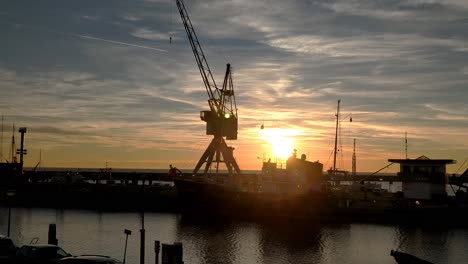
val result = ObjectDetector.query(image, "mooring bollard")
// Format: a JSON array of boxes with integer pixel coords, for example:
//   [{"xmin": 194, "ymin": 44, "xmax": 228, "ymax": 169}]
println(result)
[{"xmin": 48, "ymin": 223, "xmax": 58, "ymax": 245}]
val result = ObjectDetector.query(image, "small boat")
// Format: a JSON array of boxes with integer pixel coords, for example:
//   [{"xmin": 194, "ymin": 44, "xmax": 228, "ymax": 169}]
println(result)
[{"xmin": 390, "ymin": 250, "xmax": 435, "ymax": 264}]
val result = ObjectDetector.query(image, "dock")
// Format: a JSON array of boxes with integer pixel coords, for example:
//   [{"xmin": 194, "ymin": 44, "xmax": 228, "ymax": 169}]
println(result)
[{"xmin": 22, "ymin": 169, "xmax": 405, "ymax": 183}]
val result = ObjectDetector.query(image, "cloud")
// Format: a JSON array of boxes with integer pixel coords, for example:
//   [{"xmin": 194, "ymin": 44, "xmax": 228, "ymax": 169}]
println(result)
[{"xmin": 264, "ymin": 33, "xmax": 467, "ymax": 58}]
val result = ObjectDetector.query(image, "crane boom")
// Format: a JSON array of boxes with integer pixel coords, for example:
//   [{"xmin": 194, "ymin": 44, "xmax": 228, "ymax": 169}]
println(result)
[{"xmin": 175, "ymin": 0, "xmax": 221, "ymax": 113}]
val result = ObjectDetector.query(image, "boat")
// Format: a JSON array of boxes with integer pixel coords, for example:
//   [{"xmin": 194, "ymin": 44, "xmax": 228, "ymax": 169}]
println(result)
[{"xmin": 174, "ymin": 150, "xmax": 337, "ymax": 217}]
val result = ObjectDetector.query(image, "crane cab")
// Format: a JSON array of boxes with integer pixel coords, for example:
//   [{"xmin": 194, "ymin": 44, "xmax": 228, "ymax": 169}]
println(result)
[{"xmin": 200, "ymin": 110, "xmax": 237, "ymax": 140}]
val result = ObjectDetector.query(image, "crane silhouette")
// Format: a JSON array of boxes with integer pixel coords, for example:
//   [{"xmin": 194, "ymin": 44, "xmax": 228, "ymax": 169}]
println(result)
[{"xmin": 176, "ymin": 0, "xmax": 241, "ymax": 178}]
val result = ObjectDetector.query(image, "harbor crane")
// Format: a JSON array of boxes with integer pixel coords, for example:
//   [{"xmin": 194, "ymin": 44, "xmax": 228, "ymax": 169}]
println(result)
[{"xmin": 175, "ymin": 0, "xmax": 241, "ymax": 177}]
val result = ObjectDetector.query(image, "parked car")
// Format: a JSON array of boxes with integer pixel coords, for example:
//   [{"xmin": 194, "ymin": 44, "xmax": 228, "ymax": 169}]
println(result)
[
  {"xmin": 59, "ymin": 255, "xmax": 122, "ymax": 264},
  {"xmin": 15, "ymin": 244, "xmax": 71, "ymax": 264},
  {"xmin": 0, "ymin": 235, "xmax": 18, "ymax": 263}
]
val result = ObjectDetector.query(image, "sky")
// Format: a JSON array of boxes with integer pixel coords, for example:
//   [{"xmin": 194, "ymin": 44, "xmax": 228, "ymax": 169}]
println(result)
[{"xmin": 0, "ymin": 0, "xmax": 467, "ymax": 174}]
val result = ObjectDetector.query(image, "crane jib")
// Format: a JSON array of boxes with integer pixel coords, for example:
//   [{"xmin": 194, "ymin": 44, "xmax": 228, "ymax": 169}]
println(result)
[{"xmin": 176, "ymin": 0, "xmax": 221, "ymax": 106}]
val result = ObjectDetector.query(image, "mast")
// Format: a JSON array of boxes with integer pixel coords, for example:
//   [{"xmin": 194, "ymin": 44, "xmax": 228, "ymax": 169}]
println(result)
[
  {"xmin": 405, "ymin": 132, "xmax": 408, "ymax": 159},
  {"xmin": 10, "ymin": 124, "xmax": 16, "ymax": 163},
  {"xmin": 332, "ymin": 99, "xmax": 340, "ymax": 174},
  {"xmin": 352, "ymin": 138, "xmax": 356, "ymax": 177},
  {"xmin": 18, "ymin": 127, "xmax": 27, "ymax": 170}
]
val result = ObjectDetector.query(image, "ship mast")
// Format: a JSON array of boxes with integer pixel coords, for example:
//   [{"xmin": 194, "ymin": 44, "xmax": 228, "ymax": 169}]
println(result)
[
  {"xmin": 332, "ymin": 99, "xmax": 340, "ymax": 175},
  {"xmin": 405, "ymin": 131, "xmax": 408, "ymax": 159},
  {"xmin": 352, "ymin": 138, "xmax": 356, "ymax": 177},
  {"xmin": 10, "ymin": 124, "xmax": 16, "ymax": 163}
]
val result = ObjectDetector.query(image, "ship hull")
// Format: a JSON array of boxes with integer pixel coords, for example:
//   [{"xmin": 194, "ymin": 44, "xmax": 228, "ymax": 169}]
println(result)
[
  {"xmin": 174, "ymin": 177, "xmax": 336, "ymax": 219},
  {"xmin": 174, "ymin": 177, "xmax": 468, "ymax": 224}
]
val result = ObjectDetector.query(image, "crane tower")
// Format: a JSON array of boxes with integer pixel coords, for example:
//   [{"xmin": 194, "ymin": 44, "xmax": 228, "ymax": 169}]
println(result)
[{"xmin": 175, "ymin": 0, "xmax": 241, "ymax": 177}]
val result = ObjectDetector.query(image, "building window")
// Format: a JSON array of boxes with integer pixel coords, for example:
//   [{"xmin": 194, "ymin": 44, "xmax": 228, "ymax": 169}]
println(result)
[{"xmin": 402, "ymin": 165, "xmax": 411, "ymax": 173}]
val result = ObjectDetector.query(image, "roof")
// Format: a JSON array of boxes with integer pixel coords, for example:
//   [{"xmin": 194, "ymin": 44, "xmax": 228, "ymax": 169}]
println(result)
[{"xmin": 388, "ymin": 156, "xmax": 455, "ymax": 164}]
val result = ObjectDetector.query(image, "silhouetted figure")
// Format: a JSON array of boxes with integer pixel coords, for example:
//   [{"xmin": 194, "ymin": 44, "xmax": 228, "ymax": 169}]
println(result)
[{"xmin": 168, "ymin": 164, "xmax": 182, "ymax": 177}]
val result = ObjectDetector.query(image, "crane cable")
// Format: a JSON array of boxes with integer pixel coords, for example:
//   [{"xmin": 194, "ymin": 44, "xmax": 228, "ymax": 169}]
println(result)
[
  {"xmin": 357, "ymin": 162, "xmax": 395, "ymax": 182},
  {"xmin": 455, "ymin": 157, "xmax": 467, "ymax": 174},
  {"xmin": 170, "ymin": 0, "xmax": 173, "ymax": 44}
]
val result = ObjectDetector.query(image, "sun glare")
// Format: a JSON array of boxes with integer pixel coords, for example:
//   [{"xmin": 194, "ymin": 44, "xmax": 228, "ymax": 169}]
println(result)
[
  {"xmin": 259, "ymin": 128, "xmax": 301, "ymax": 159},
  {"xmin": 271, "ymin": 137, "xmax": 294, "ymax": 159}
]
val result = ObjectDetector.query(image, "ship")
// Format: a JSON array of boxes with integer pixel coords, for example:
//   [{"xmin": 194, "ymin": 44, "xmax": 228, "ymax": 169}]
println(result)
[{"xmin": 174, "ymin": 150, "xmax": 337, "ymax": 217}]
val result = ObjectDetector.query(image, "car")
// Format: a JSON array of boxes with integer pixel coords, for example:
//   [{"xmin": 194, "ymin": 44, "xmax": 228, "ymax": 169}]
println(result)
[
  {"xmin": 59, "ymin": 255, "xmax": 122, "ymax": 264},
  {"xmin": 15, "ymin": 244, "xmax": 71, "ymax": 264},
  {"xmin": 0, "ymin": 235, "xmax": 18, "ymax": 263}
]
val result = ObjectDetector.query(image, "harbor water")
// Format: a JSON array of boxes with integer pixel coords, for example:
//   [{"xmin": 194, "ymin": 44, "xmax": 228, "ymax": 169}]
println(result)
[{"xmin": 1, "ymin": 207, "xmax": 467, "ymax": 264}]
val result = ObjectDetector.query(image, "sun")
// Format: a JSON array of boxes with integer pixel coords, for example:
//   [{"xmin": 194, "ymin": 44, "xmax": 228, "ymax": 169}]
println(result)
[
  {"xmin": 259, "ymin": 128, "xmax": 299, "ymax": 159},
  {"xmin": 271, "ymin": 137, "xmax": 294, "ymax": 159}
]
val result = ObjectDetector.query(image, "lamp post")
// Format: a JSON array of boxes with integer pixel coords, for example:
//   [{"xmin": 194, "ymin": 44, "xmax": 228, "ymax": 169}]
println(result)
[
  {"xmin": 7, "ymin": 207, "xmax": 11, "ymax": 237},
  {"xmin": 123, "ymin": 229, "xmax": 132, "ymax": 264},
  {"xmin": 6, "ymin": 190, "xmax": 16, "ymax": 237},
  {"xmin": 139, "ymin": 178, "xmax": 146, "ymax": 264}
]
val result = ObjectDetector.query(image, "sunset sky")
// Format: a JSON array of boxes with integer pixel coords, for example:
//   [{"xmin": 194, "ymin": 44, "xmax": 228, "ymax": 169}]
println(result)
[{"xmin": 0, "ymin": 0, "xmax": 467, "ymax": 174}]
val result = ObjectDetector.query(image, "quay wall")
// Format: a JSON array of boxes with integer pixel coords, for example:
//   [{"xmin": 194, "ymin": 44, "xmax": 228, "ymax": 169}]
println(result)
[{"xmin": 22, "ymin": 169, "xmax": 403, "ymax": 183}]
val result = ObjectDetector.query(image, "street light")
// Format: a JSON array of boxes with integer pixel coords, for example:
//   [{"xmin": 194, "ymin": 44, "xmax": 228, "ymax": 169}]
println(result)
[
  {"xmin": 6, "ymin": 190, "xmax": 16, "ymax": 237},
  {"xmin": 123, "ymin": 229, "xmax": 132, "ymax": 264}
]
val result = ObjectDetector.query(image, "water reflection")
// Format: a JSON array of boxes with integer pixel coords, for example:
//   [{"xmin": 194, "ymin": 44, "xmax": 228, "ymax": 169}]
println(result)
[
  {"xmin": 394, "ymin": 225, "xmax": 452, "ymax": 264},
  {"xmin": 1, "ymin": 207, "xmax": 468, "ymax": 264},
  {"xmin": 176, "ymin": 215, "xmax": 347, "ymax": 264},
  {"xmin": 257, "ymin": 219, "xmax": 325, "ymax": 264},
  {"xmin": 176, "ymin": 215, "xmax": 240, "ymax": 264}
]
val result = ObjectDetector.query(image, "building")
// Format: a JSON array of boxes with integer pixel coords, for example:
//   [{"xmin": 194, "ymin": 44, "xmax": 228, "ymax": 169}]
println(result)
[{"xmin": 389, "ymin": 156, "xmax": 455, "ymax": 200}]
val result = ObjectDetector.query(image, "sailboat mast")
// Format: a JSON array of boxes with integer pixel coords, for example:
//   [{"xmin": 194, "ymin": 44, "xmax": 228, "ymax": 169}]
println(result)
[{"xmin": 333, "ymin": 99, "xmax": 340, "ymax": 174}]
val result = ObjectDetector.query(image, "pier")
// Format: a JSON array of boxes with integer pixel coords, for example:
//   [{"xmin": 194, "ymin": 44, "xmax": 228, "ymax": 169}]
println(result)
[{"xmin": 22, "ymin": 168, "xmax": 405, "ymax": 183}]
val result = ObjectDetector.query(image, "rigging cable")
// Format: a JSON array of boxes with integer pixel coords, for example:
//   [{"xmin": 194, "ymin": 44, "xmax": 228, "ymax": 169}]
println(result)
[
  {"xmin": 170, "ymin": 0, "xmax": 173, "ymax": 44},
  {"xmin": 455, "ymin": 157, "xmax": 467, "ymax": 174}
]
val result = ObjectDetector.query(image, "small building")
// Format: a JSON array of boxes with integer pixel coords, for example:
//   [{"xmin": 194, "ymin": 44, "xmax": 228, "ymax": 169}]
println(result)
[{"xmin": 389, "ymin": 156, "xmax": 455, "ymax": 200}]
